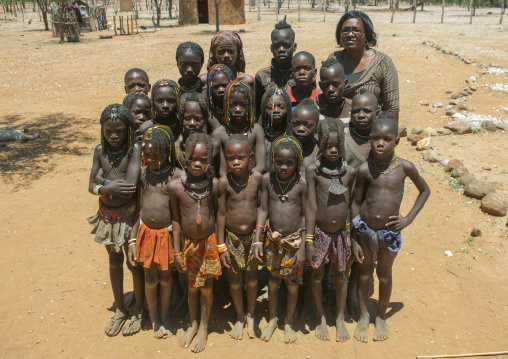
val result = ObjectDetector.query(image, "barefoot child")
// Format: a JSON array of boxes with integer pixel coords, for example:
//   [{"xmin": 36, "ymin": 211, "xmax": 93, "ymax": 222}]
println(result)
[
  {"xmin": 316, "ymin": 58, "xmax": 351, "ymax": 124},
  {"xmin": 206, "ymin": 64, "xmax": 234, "ymax": 132},
  {"xmin": 176, "ymin": 42, "xmax": 207, "ymax": 95},
  {"xmin": 169, "ymin": 133, "xmax": 221, "ymax": 353},
  {"xmin": 252, "ymin": 135, "xmax": 307, "ymax": 344},
  {"xmin": 149, "ymin": 79, "xmax": 182, "ymax": 139},
  {"xmin": 291, "ymin": 99, "xmax": 319, "ymax": 174},
  {"xmin": 201, "ymin": 31, "xmax": 254, "ymax": 89},
  {"xmin": 255, "ymin": 17, "xmax": 297, "ymax": 116},
  {"xmin": 124, "ymin": 68, "xmax": 151, "ymax": 95},
  {"xmin": 287, "ymin": 51, "xmax": 321, "ymax": 111},
  {"xmin": 305, "ymin": 118, "xmax": 356, "ymax": 342},
  {"xmin": 123, "ymin": 92, "xmax": 153, "ymax": 136},
  {"xmin": 127, "ymin": 126, "xmax": 181, "ymax": 339},
  {"xmin": 87, "ymin": 104, "xmax": 144, "ymax": 337},
  {"xmin": 217, "ymin": 134, "xmax": 263, "ymax": 340},
  {"xmin": 259, "ymin": 87, "xmax": 292, "ymax": 169},
  {"xmin": 174, "ymin": 92, "xmax": 222, "ymax": 177},
  {"xmin": 213, "ymin": 81, "xmax": 265, "ymax": 173},
  {"xmin": 351, "ymin": 116, "xmax": 430, "ymax": 342}
]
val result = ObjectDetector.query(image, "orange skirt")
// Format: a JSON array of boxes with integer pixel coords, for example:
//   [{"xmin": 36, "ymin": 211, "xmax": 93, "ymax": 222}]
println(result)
[{"xmin": 135, "ymin": 222, "xmax": 174, "ymax": 270}]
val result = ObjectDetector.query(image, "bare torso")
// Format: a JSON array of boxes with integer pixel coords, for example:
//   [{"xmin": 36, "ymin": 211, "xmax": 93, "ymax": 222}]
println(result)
[{"xmin": 99, "ymin": 147, "xmax": 136, "ymax": 207}]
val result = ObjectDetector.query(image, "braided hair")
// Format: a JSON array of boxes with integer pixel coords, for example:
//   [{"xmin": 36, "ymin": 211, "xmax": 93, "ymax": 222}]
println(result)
[
  {"xmin": 184, "ymin": 132, "xmax": 214, "ymax": 170},
  {"xmin": 270, "ymin": 135, "xmax": 303, "ymax": 171},
  {"xmin": 142, "ymin": 125, "xmax": 176, "ymax": 167},
  {"xmin": 207, "ymin": 64, "xmax": 234, "ymax": 114},
  {"xmin": 151, "ymin": 79, "xmax": 182, "ymax": 122},
  {"xmin": 175, "ymin": 41, "xmax": 205, "ymax": 65},
  {"xmin": 223, "ymin": 81, "xmax": 254, "ymax": 132},
  {"xmin": 260, "ymin": 86, "xmax": 292, "ymax": 141},
  {"xmin": 99, "ymin": 104, "xmax": 135, "ymax": 160},
  {"xmin": 178, "ymin": 92, "xmax": 210, "ymax": 129},
  {"xmin": 123, "ymin": 91, "xmax": 153, "ymax": 117},
  {"xmin": 317, "ymin": 118, "xmax": 345, "ymax": 157}
]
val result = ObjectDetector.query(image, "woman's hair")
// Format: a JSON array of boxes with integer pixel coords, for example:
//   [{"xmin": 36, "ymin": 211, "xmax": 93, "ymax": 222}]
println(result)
[
  {"xmin": 317, "ymin": 118, "xmax": 345, "ymax": 156},
  {"xmin": 122, "ymin": 91, "xmax": 153, "ymax": 117},
  {"xmin": 207, "ymin": 64, "xmax": 234, "ymax": 114},
  {"xmin": 99, "ymin": 104, "xmax": 135, "ymax": 159},
  {"xmin": 178, "ymin": 92, "xmax": 210, "ymax": 127},
  {"xmin": 151, "ymin": 79, "xmax": 182, "ymax": 115},
  {"xmin": 259, "ymin": 86, "xmax": 292, "ymax": 139},
  {"xmin": 270, "ymin": 135, "xmax": 303, "ymax": 171},
  {"xmin": 223, "ymin": 81, "xmax": 254, "ymax": 131},
  {"xmin": 176, "ymin": 41, "xmax": 205, "ymax": 65},
  {"xmin": 142, "ymin": 125, "xmax": 176, "ymax": 167},
  {"xmin": 184, "ymin": 132, "xmax": 214, "ymax": 168},
  {"xmin": 335, "ymin": 11, "xmax": 377, "ymax": 48}
]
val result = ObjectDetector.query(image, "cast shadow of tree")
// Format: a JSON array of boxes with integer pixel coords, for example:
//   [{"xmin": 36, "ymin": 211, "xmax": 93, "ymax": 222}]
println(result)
[{"xmin": 0, "ymin": 113, "xmax": 95, "ymax": 188}]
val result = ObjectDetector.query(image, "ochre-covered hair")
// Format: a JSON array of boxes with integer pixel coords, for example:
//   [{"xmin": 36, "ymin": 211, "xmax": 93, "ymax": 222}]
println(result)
[
  {"xmin": 223, "ymin": 81, "xmax": 254, "ymax": 132},
  {"xmin": 184, "ymin": 132, "xmax": 214, "ymax": 170},
  {"xmin": 317, "ymin": 118, "xmax": 345, "ymax": 157}
]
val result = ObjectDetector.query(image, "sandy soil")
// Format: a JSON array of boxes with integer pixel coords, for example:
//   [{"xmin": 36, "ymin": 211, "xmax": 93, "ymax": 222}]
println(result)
[{"xmin": 1, "ymin": 4, "xmax": 507, "ymax": 358}]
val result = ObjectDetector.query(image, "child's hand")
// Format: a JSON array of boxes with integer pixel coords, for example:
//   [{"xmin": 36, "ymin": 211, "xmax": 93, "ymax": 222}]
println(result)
[
  {"xmin": 174, "ymin": 256, "xmax": 185, "ymax": 273},
  {"xmin": 127, "ymin": 245, "xmax": 137, "ymax": 267},
  {"xmin": 352, "ymin": 240, "xmax": 364, "ymax": 264},
  {"xmin": 293, "ymin": 247, "xmax": 306, "ymax": 268},
  {"xmin": 386, "ymin": 214, "xmax": 411, "ymax": 231},
  {"xmin": 251, "ymin": 243, "xmax": 264, "ymax": 263},
  {"xmin": 220, "ymin": 251, "xmax": 231, "ymax": 268},
  {"xmin": 346, "ymin": 233, "xmax": 351, "ymax": 260},
  {"xmin": 305, "ymin": 243, "xmax": 316, "ymax": 268},
  {"xmin": 106, "ymin": 180, "xmax": 136, "ymax": 198}
]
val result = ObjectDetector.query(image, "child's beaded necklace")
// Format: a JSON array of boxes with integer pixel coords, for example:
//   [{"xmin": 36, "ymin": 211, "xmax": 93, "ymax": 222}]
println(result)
[
  {"xmin": 181, "ymin": 169, "xmax": 212, "ymax": 225},
  {"xmin": 145, "ymin": 164, "xmax": 172, "ymax": 195},
  {"xmin": 228, "ymin": 171, "xmax": 251, "ymax": 187},
  {"xmin": 316, "ymin": 155, "xmax": 348, "ymax": 195},
  {"xmin": 275, "ymin": 172, "xmax": 296, "ymax": 203},
  {"xmin": 372, "ymin": 154, "xmax": 398, "ymax": 175}
]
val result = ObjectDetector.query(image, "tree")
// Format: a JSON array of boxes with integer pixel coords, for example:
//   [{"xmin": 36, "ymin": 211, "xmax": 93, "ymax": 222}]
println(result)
[
  {"xmin": 36, "ymin": 0, "xmax": 50, "ymax": 30},
  {"xmin": 214, "ymin": 0, "xmax": 221, "ymax": 32}
]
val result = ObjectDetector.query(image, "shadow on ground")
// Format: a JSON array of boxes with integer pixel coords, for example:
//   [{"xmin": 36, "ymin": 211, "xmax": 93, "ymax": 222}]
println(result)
[{"xmin": 0, "ymin": 112, "xmax": 95, "ymax": 188}]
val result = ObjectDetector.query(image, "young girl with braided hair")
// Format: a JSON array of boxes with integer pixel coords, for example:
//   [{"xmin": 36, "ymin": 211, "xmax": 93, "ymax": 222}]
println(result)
[
  {"xmin": 168, "ymin": 132, "xmax": 221, "ymax": 353},
  {"xmin": 212, "ymin": 81, "xmax": 265, "ymax": 173},
  {"xmin": 122, "ymin": 91, "xmax": 153, "ymax": 136},
  {"xmin": 305, "ymin": 118, "xmax": 356, "ymax": 343},
  {"xmin": 259, "ymin": 86, "xmax": 292, "ymax": 169},
  {"xmin": 176, "ymin": 41, "xmax": 207, "ymax": 95},
  {"xmin": 149, "ymin": 79, "xmax": 182, "ymax": 139},
  {"xmin": 206, "ymin": 64, "xmax": 234, "ymax": 132},
  {"xmin": 252, "ymin": 135, "xmax": 307, "ymax": 344},
  {"xmin": 127, "ymin": 126, "xmax": 181, "ymax": 339},
  {"xmin": 87, "ymin": 104, "xmax": 144, "ymax": 337}
]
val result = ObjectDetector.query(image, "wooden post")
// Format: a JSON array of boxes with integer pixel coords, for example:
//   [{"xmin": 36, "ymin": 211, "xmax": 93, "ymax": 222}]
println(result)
[
  {"xmin": 135, "ymin": 15, "xmax": 138, "ymax": 33},
  {"xmin": 257, "ymin": 1, "xmax": 260, "ymax": 20},
  {"xmin": 113, "ymin": 15, "xmax": 117, "ymax": 35},
  {"xmin": 441, "ymin": 0, "xmax": 445, "ymax": 23},
  {"xmin": 390, "ymin": 0, "xmax": 397, "ymax": 23},
  {"xmin": 500, "ymin": 0, "xmax": 505, "ymax": 24},
  {"xmin": 131, "ymin": 15, "xmax": 134, "ymax": 34},
  {"xmin": 126, "ymin": 14, "xmax": 129, "ymax": 34},
  {"xmin": 469, "ymin": 0, "xmax": 474, "ymax": 24},
  {"xmin": 322, "ymin": 0, "xmax": 325, "ymax": 21},
  {"xmin": 413, "ymin": 0, "xmax": 417, "ymax": 23},
  {"xmin": 298, "ymin": 0, "xmax": 300, "ymax": 21},
  {"xmin": 276, "ymin": 0, "xmax": 279, "ymax": 21},
  {"xmin": 12, "ymin": 0, "xmax": 17, "ymax": 17}
]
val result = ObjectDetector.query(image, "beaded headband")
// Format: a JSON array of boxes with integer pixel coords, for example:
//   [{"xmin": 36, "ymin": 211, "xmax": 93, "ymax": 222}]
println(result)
[
  {"xmin": 142, "ymin": 125, "xmax": 173, "ymax": 161},
  {"xmin": 271, "ymin": 136, "xmax": 303, "ymax": 164},
  {"xmin": 109, "ymin": 108, "xmax": 118, "ymax": 120},
  {"xmin": 152, "ymin": 79, "xmax": 181, "ymax": 111},
  {"xmin": 223, "ymin": 80, "xmax": 254, "ymax": 130},
  {"xmin": 207, "ymin": 64, "xmax": 233, "ymax": 114}
]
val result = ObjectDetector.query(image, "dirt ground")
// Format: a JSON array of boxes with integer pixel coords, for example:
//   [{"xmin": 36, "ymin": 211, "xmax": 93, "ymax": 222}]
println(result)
[{"xmin": 1, "ymin": 4, "xmax": 507, "ymax": 359}]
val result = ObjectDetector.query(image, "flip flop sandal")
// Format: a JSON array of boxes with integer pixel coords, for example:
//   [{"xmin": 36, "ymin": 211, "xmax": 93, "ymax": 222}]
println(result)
[
  {"xmin": 122, "ymin": 312, "xmax": 145, "ymax": 336},
  {"xmin": 105, "ymin": 312, "xmax": 128, "ymax": 337}
]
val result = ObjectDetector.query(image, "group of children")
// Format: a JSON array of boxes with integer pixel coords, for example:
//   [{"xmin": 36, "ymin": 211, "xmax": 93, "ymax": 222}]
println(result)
[{"xmin": 87, "ymin": 18, "xmax": 430, "ymax": 353}]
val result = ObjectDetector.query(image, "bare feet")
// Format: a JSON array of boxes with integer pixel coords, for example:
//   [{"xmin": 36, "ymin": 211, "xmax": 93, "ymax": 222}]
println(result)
[
  {"xmin": 179, "ymin": 323, "xmax": 198, "ymax": 348},
  {"xmin": 315, "ymin": 315, "xmax": 330, "ymax": 341},
  {"xmin": 346, "ymin": 292, "xmax": 360, "ymax": 316},
  {"xmin": 161, "ymin": 315, "xmax": 176, "ymax": 338},
  {"xmin": 336, "ymin": 316, "xmax": 350, "ymax": 342},
  {"xmin": 152, "ymin": 316, "xmax": 167, "ymax": 339},
  {"xmin": 104, "ymin": 309, "xmax": 128, "ymax": 337},
  {"xmin": 260, "ymin": 317, "xmax": 278, "ymax": 342},
  {"xmin": 191, "ymin": 328, "xmax": 208, "ymax": 353},
  {"xmin": 284, "ymin": 323, "xmax": 297, "ymax": 344},
  {"xmin": 373, "ymin": 316, "xmax": 389, "ymax": 341},
  {"xmin": 354, "ymin": 314, "xmax": 370, "ymax": 343},
  {"xmin": 246, "ymin": 314, "xmax": 255, "ymax": 339},
  {"xmin": 230, "ymin": 319, "xmax": 245, "ymax": 340},
  {"xmin": 122, "ymin": 312, "xmax": 145, "ymax": 336}
]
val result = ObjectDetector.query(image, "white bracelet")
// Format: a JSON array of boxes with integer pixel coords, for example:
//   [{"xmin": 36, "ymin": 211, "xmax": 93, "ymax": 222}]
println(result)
[
  {"xmin": 128, "ymin": 238, "xmax": 136, "ymax": 243},
  {"xmin": 128, "ymin": 243, "xmax": 136, "ymax": 247},
  {"xmin": 252, "ymin": 242, "xmax": 263, "ymax": 246}
]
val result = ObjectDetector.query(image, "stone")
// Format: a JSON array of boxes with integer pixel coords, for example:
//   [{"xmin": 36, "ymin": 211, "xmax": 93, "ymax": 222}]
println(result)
[
  {"xmin": 464, "ymin": 180, "xmax": 496, "ymax": 199},
  {"xmin": 420, "ymin": 100, "xmax": 429, "ymax": 106},
  {"xmin": 436, "ymin": 128, "xmax": 452, "ymax": 135},
  {"xmin": 495, "ymin": 123, "xmax": 508, "ymax": 131},
  {"xmin": 450, "ymin": 93, "xmax": 463, "ymax": 100},
  {"xmin": 445, "ymin": 159, "xmax": 463, "ymax": 172},
  {"xmin": 450, "ymin": 97, "xmax": 466, "ymax": 105},
  {"xmin": 398, "ymin": 125, "xmax": 407, "ymax": 138},
  {"xmin": 440, "ymin": 158, "xmax": 450, "ymax": 167},
  {"xmin": 422, "ymin": 149, "xmax": 440, "ymax": 163},
  {"xmin": 445, "ymin": 89, "xmax": 452, "ymax": 93},
  {"xmin": 412, "ymin": 127, "xmax": 425, "ymax": 135},
  {"xmin": 450, "ymin": 165, "xmax": 469, "ymax": 178},
  {"xmin": 456, "ymin": 103, "xmax": 468, "ymax": 111},
  {"xmin": 482, "ymin": 166, "xmax": 491, "ymax": 171},
  {"xmin": 436, "ymin": 45, "xmax": 442, "ymax": 50},
  {"xmin": 481, "ymin": 120, "xmax": 496, "ymax": 132},
  {"xmin": 458, "ymin": 174, "xmax": 476, "ymax": 186},
  {"xmin": 489, "ymin": 63, "xmax": 499, "ymax": 67},
  {"xmin": 434, "ymin": 102, "xmax": 443, "ymax": 108},
  {"xmin": 445, "ymin": 121, "xmax": 471, "ymax": 135},
  {"xmin": 480, "ymin": 193, "xmax": 508, "ymax": 216},
  {"xmin": 425, "ymin": 127, "xmax": 438, "ymax": 136},
  {"xmin": 467, "ymin": 76, "xmax": 477, "ymax": 82},
  {"xmin": 416, "ymin": 138, "xmax": 431, "ymax": 151},
  {"xmin": 470, "ymin": 227, "xmax": 482, "ymax": 237},
  {"xmin": 460, "ymin": 90, "xmax": 469, "ymax": 96},
  {"xmin": 470, "ymin": 85, "xmax": 477, "ymax": 91},
  {"xmin": 446, "ymin": 108, "xmax": 457, "ymax": 116}
]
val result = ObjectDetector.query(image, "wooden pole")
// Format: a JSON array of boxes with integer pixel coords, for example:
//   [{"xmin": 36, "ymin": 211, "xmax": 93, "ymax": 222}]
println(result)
[
  {"xmin": 12, "ymin": 0, "xmax": 17, "ymax": 17},
  {"xmin": 322, "ymin": 0, "xmax": 325, "ymax": 21},
  {"xmin": 298, "ymin": 0, "xmax": 300, "ymax": 21},
  {"xmin": 131, "ymin": 15, "xmax": 134, "ymax": 34},
  {"xmin": 469, "ymin": 0, "xmax": 474, "ymax": 24},
  {"xmin": 135, "ymin": 15, "xmax": 138, "ymax": 33},
  {"xmin": 441, "ymin": 0, "xmax": 445, "ymax": 23},
  {"xmin": 126, "ymin": 14, "xmax": 129, "ymax": 34},
  {"xmin": 113, "ymin": 15, "xmax": 117, "ymax": 35},
  {"xmin": 390, "ymin": 0, "xmax": 397, "ymax": 23},
  {"xmin": 500, "ymin": 0, "xmax": 505, "ymax": 24},
  {"xmin": 416, "ymin": 350, "xmax": 508, "ymax": 359},
  {"xmin": 257, "ymin": 0, "xmax": 260, "ymax": 20},
  {"xmin": 413, "ymin": 0, "xmax": 417, "ymax": 23}
]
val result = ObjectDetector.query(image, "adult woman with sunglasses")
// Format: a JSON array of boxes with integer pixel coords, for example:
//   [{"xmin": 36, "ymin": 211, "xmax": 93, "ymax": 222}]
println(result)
[{"xmin": 329, "ymin": 11, "xmax": 399, "ymax": 122}]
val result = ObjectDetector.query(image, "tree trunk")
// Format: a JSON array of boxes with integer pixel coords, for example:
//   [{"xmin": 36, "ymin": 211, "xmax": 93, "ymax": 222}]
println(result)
[
  {"xmin": 215, "ymin": 0, "xmax": 221, "ymax": 33},
  {"xmin": 168, "ymin": 0, "xmax": 172, "ymax": 18},
  {"xmin": 469, "ymin": 0, "xmax": 474, "ymax": 23},
  {"xmin": 500, "ymin": 0, "xmax": 505, "ymax": 24}
]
